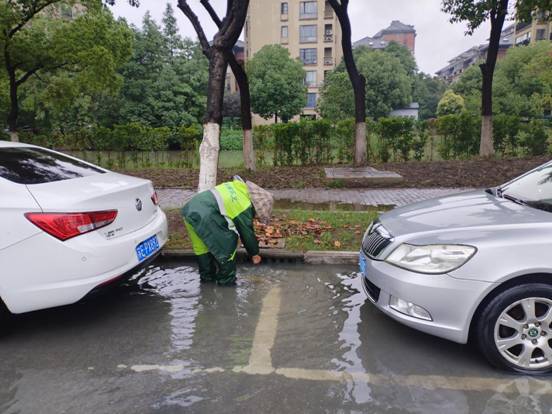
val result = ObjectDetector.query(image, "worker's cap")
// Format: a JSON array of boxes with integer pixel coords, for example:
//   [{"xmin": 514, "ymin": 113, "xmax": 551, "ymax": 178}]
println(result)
[{"xmin": 246, "ymin": 181, "xmax": 274, "ymax": 224}]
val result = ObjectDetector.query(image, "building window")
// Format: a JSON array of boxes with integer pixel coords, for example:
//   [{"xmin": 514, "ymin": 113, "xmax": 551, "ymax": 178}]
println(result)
[
  {"xmin": 324, "ymin": 47, "xmax": 333, "ymax": 65},
  {"xmin": 324, "ymin": 24, "xmax": 333, "ymax": 42},
  {"xmin": 300, "ymin": 25, "xmax": 317, "ymax": 43},
  {"xmin": 325, "ymin": 1, "xmax": 333, "ymax": 18},
  {"xmin": 536, "ymin": 28, "xmax": 546, "ymax": 40},
  {"xmin": 305, "ymin": 71, "xmax": 317, "ymax": 86},
  {"xmin": 300, "ymin": 48, "xmax": 317, "ymax": 65},
  {"xmin": 281, "ymin": 25, "xmax": 289, "ymax": 41},
  {"xmin": 300, "ymin": 1, "xmax": 318, "ymax": 19},
  {"xmin": 306, "ymin": 93, "xmax": 317, "ymax": 108},
  {"xmin": 281, "ymin": 2, "xmax": 288, "ymax": 15}
]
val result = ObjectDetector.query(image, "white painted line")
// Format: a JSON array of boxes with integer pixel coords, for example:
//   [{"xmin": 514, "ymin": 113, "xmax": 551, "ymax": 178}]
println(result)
[
  {"xmin": 115, "ymin": 285, "xmax": 552, "ymax": 395},
  {"xmin": 275, "ymin": 368, "xmax": 552, "ymax": 395},
  {"xmin": 237, "ymin": 286, "xmax": 282, "ymax": 375}
]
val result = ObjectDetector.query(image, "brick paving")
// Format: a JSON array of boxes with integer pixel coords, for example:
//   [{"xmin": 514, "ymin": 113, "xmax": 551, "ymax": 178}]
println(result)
[{"xmin": 157, "ymin": 187, "xmax": 477, "ymax": 210}]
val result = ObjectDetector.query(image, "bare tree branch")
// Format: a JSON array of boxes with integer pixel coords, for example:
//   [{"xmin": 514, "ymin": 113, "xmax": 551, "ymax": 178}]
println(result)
[
  {"xmin": 200, "ymin": 0, "xmax": 223, "ymax": 27},
  {"xmin": 177, "ymin": 0, "xmax": 211, "ymax": 58}
]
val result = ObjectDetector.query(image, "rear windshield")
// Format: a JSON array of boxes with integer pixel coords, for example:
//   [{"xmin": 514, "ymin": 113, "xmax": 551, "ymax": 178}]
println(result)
[{"xmin": 0, "ymin": 147, "xmax": 105, "ymax": 185}]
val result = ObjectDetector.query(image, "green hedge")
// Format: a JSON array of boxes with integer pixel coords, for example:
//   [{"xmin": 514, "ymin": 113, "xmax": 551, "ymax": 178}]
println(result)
[
  {"xmin": 220, "ymin": 128, "xmax": 243, "ymax": 151},
  {"xmin": 253, "ymin": 119, "xmax": 353, "ymax": 166},
  {"xmin": 20, "ymin": 123, "xmax": 202, "ymax": 152}
]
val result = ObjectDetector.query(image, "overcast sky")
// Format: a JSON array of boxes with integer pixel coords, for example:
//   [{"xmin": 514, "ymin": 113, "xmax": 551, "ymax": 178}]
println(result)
[{"xmin": 109, "ymin": 0, "xmax": 493, "ymax": 75}]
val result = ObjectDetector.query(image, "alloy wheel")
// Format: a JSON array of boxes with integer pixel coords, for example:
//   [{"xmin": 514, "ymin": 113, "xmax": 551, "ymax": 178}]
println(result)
[{"xmin": 494, "ymin": 297, "xmax": 552, "ymax": 370}]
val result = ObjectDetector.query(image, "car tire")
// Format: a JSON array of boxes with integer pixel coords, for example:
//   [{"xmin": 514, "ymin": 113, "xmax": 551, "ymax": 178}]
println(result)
[{"xmin": 475, "ymin": 283, "xmax": 552, "ymax": 374}]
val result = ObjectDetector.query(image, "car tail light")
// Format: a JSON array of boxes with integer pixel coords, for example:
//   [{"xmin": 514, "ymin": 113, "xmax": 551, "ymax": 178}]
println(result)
[
  {"xmin": 151, "ymin": 191, "xmax": 160, "ymax": 206},
  {"xmin": 25, "ymin": 210, "xmax": 118, "ymax": 241}
]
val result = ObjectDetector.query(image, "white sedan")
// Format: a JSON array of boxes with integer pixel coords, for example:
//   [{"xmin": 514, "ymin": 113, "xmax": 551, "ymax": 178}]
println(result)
[{"xmin": 0, "ymin": 140, "xmax": 168, "ymax": 316}]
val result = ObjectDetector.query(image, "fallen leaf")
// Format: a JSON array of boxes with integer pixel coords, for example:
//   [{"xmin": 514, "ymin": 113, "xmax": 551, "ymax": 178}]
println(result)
[{"xmin": 334, "ymin": 240, "xmax": 342, "ymax": 248}]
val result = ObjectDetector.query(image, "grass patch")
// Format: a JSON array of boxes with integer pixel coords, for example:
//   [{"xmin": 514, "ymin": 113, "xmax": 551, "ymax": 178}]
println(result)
[{"xmin": 165, "ymin": 208, "xmax": 379, "ymax": 252}]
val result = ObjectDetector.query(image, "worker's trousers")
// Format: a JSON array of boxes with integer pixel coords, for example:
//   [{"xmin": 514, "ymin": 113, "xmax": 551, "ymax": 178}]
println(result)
[{"xmin": 184, "ymin": 220, "xmax": 237, "ymax": 285}]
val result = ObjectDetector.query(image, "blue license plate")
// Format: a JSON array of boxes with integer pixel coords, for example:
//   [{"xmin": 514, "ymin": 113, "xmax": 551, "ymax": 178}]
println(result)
[
  {"xmin": 359, "ymin": 253, "xmax": 367, "ymax": 274},
  {"xmin": 136, "ymin": 235, "xmax": 160, "ymax": 262}
]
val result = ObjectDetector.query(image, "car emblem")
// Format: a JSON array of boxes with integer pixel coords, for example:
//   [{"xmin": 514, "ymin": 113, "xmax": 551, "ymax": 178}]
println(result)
[
  {"xmin": 135, "ymin": 198, "xmax": 143, "ymax": 211},
  {"xmin": 528, "ymin": 327, "xmax": 539, "ymax": 338}
]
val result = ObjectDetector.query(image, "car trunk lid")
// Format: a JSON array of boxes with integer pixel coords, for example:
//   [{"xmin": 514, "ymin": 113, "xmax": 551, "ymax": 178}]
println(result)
[{"xmin": 26, "ymin": 172, "xmax": 159, "ymax": 240}]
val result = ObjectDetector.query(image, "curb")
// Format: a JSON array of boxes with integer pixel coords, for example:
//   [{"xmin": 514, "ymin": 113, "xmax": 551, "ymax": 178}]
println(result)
[{"xmin": 161, "ymin": 248, "xmax": 359, "ymax": 265}]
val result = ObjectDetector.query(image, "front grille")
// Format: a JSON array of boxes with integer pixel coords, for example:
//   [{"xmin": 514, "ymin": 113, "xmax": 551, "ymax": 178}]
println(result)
[
  {"xmin": 362, "ymin": 222, "xmax": 393, "ymax": 259},
  {"xmin": 363, "ymin": 277, "xmax": 381, "ymax": 302}
]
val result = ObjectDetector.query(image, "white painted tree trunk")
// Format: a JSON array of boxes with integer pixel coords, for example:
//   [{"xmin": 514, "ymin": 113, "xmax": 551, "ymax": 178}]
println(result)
[
  {"xmin": 9, "ymin": 131, "xmax": 19, "ymax": 142},
  {"xmin": 353, "ymin": 121, "xmax": 367, "ymax": 167},
  {"xmin": 480, "ymin": 115, "xmax": 494, "ymax": 157},
  {"xmin": 243, "ymin": 129, "xmax": 256, "ymax": 171},
  {"xmin": 197, "ymin": 122, "xmax": 221, "ymax": 192}
]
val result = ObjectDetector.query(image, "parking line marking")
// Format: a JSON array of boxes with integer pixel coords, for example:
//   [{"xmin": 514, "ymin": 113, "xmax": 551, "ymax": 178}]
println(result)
[
  {"xmin": 274, "ymin": 368, "xmax": 552, "ymax": 395},
  {"xmin": 117, "ymin": 285, "xmax": 552, "ymax": 395},
  {"xmin": 235, "ymin": 286, "xmax": 281, "ymax": 375}
]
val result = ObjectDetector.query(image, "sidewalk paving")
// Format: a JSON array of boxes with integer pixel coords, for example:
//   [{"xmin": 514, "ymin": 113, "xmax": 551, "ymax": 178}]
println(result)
[{"xmin": 157, "ymin": 187, "xmax": 477, "ymax": 210}]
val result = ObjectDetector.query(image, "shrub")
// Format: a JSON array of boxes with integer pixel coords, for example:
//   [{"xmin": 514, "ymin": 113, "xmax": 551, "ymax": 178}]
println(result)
[
  {"xmin": 220, "ymin": 128, "xmax": 243, "ymax": 151},
  {"xmin": 412, "ymin": 121, "xmax": 429, "ymax": 161},
  {"xmin": 522, "ymin": 120, "xmax": 549, "ymax": 156},
  {"xmin": 436, "ymin": 112, "xmax": 480, "ymax": 159},
  {"xmin": 493, "ymin": 114, "xmax": 520, "ymax": 155},
  {"xmin": 253, "ymin": 125, "xmax": 273, "ymax": 167},
  {"xmin": 333, "ymin": 119, "xmax": 355, "ymax": 163},
  {"xmin": 377, "ymin": 117, "xmax": 415, "ymax": 161},
  {"xmin": 437, "ymin": 90, "xmax": 465, "ymax": 116}
]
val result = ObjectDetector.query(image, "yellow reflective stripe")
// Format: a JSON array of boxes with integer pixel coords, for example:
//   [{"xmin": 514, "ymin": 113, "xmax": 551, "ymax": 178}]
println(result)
[
  {"xmin": 210, "ymin": 188, "xmax": 239, "ymax": 235},
  {"xmin": 184, "ymin": 220, "xmax": 209, "ymax": 255},
  {"xmin": 214, "ymin": 181, "xmax": 251, "ymax": 219}
]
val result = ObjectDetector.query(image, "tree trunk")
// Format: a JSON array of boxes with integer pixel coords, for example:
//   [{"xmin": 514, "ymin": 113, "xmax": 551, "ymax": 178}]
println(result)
[
  {"xmin": 480, "ymin": 115, "xmax": 493, "ymax": 156},
  {"xmin": 198, "ymin": 47, "xmax": 227, "ymax": 192},
  {"xmin": 7, "ymin": 66, "xmax": 19, "ymax": 142},
  {"xmin": 243, "ymin": 128, "xmax": 255, "ymax": 171},
  {"xmin": 178, "ymin": 0, "xmax": 250, "ymax": 187},
  {"xmin": 352, "ymin": 75, "xmax": 367, "ymax": 166},
  {"xmin": 328, "ymin": 0, "xmax": 367, "ymax": 167},
  {"xmin": 228, "ymin": 55, "xmax": 255, "ymax": 171},
  {"xmin": 354, "ymin": 121, "xmax": 367, "ymax": 166},
  {"xmin": 198, "ymin": 122, "xmax": 221, "ymax": 192},
  {"xmin": 478, "ymin": 0, "xmax": 508, "ymax": 158}
]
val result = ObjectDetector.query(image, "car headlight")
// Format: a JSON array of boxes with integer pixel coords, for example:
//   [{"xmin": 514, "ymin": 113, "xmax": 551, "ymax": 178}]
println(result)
[{"xmin": 385, "ymin": 244, "xmax": 476, "ymax": 274}]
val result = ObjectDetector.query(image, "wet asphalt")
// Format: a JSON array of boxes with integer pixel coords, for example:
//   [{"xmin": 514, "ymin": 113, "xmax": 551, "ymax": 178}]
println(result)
[{"xmin": 1, "ymin": 260, "xmax": 551, "ymax": 414}]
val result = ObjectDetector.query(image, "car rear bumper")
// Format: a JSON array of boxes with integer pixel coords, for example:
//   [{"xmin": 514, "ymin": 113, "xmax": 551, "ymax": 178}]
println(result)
[
  {"xmin": 360, "ymin": 251, "xmax": 492, "ymax": 344},
  {"xmin": 0, "ymin": 210, "xmax": 168, "ymax": 314}
]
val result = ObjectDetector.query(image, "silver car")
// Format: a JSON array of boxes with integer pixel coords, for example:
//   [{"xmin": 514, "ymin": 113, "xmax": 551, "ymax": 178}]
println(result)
[{"xmin": 360, "ymin": 160, "xmax": 552, "ymax": 374}]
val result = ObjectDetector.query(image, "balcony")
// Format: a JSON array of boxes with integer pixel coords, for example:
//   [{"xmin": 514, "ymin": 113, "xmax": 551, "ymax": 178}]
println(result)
[
  {"xmin": 280, "ymin": 13, "xmax": 288, "ymax": 21},
  {"xmin": 324, "ymin": 56, "xmax": 333, "ymax": 65},
  {"xmin": 324, "ymin": 34, "xmax": 333, "ymax": 42}
]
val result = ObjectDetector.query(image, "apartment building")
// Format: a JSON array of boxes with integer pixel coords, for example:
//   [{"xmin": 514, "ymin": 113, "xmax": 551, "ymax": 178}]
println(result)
[
  {"xmin": 435, "ymin": 24, "xmax": 514, "ymax": 82},
  {"xmin": 354, "ymin": 20, "xmax": 416, "ymax": 54},
  {"xmin": 436, "ymin": 11, "xmax": 551, "ymax": 82},
  {"xmin": 514, "ymin": 10, "xmax": 552, "ymax": 45},
  {"xmin": 245, "ymin": 0, "xmax": 343, "ymax": 120}
]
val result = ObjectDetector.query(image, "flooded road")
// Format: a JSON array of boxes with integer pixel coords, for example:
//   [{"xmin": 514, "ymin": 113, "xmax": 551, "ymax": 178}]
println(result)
[{"xmin": 1, "ymin": 260, "xmax": 551, "ymax": 413}]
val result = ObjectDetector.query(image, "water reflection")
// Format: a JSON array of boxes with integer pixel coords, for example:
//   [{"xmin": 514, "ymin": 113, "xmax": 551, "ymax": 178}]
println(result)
[
  {"xmin": 333, "ymin": 272, "xmax": 373, "ymax": 405},
  {"xmin": 1, "ymin": 261, "xmax": 552, "ymax": 413}
]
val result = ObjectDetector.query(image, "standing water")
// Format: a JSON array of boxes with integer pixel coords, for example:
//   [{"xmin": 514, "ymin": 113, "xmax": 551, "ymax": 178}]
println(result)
[{"xmin": 0, "ymin": 261, "xmax": 550, "ymax": 413}]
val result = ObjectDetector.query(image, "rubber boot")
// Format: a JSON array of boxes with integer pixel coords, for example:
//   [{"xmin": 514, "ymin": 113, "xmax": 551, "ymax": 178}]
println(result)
[
  {"xmin": 216, "ymin": 258, "xmax": 237, "ymax": 286},
  {"xmin": 197, "ymin": 253, "xmax": 217, "ymax": 283}
]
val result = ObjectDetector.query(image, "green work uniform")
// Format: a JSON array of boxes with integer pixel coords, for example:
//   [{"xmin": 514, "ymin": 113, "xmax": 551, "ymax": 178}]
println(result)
[{"xmin": 181, "ymin": 179, "xmax": 260, "ymax": 285}]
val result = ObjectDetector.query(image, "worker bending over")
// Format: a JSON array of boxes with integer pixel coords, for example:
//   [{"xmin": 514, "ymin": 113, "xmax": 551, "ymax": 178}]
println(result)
[{"xmin": 181, "ymin": 176, "xmax": 274, "ymax": 286}]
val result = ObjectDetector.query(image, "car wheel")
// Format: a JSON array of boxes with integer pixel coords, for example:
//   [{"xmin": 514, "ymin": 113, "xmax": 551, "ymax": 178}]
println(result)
[{"xmin": 476, "ymin": 283, "xmax": 552, "ymax": 374}]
